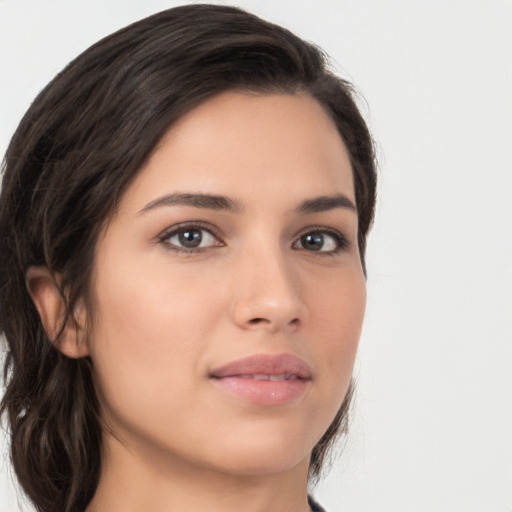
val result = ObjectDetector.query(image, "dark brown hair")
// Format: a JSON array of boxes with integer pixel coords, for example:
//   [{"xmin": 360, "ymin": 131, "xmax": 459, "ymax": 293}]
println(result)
[{"xmin": 0, "ymin": 4, "xmax": 376, "ymax": 512}]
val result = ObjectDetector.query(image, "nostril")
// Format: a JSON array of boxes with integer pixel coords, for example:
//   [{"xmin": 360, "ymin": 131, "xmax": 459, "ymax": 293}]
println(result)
[
  {"xmin": 247, "ymin": 317, "xmax": 300, "ymax": 327},
  {"xmin": 249, "ymin": 318, "xmax": 267, "ymax": 324}
]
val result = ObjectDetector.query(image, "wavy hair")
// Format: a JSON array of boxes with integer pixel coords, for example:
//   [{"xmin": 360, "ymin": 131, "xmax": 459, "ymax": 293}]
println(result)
[{"xmin": 0, "ymin": 4, "xmax": 377, "ymax": 511}]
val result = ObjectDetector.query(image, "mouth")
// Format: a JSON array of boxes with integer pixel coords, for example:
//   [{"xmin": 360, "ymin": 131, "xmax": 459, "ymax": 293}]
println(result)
[
  {"xmin": 209, "ymin": 353, "xmax": 312, "ymax": 405},
  {"xmin": 233, "ymin": 373, "xmax": 301, "ymax": 381}
]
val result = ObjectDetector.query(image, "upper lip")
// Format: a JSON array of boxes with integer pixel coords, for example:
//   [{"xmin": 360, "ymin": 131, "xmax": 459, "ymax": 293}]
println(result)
[{"xmin": 209, "ymin": 353, "xmax": 313, "ymax": 380}]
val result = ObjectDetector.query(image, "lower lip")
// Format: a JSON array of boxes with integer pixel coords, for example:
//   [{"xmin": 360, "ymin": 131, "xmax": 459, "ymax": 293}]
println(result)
[{"xmin": 211, "ymin": 377, "xmax": 309, "ymax": 405}]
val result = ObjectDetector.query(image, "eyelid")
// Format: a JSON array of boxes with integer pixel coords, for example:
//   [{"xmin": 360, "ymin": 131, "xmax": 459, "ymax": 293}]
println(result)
[
  {"xmin": 157, "ymin": 221, "xmax": 225, "ymax": 251},
  {"xmin": 156, "ymin": 222, "xmax": 349, "ymax": 255},
  {"xmin": 292, "ymin": 226, "xmax": 350, "ymax": 253}
]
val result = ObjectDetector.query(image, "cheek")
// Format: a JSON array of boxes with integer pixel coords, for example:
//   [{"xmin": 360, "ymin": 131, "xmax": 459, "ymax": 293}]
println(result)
[
  {"xmin": 86, "ymin": 257, "xmax": 224, "ymax": 416},
  {"xmin": 91, "ymin": 250, "xmax": 222, "ymax": 349},
  {"xmin": 308, "ymin": 270, "xmax": 366, "ymax": 385}
]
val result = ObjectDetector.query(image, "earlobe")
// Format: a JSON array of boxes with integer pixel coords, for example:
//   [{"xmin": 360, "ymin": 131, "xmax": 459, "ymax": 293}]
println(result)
[{"xmin": 25, "ymin": 266, "xmax": 90, "ymax": 358}]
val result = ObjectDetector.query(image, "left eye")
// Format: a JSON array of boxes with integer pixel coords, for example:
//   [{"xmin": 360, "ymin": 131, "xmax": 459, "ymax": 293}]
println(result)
[
  {"xmin": 161, "ymin": 227, "xmax": 220, "ymax": 250},
  {"xmin": 293, "ymin": 230, "xmax": 346, "ymax": 253}
]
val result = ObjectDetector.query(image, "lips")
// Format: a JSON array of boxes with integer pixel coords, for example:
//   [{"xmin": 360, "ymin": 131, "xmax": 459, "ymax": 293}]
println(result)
[
  {"xmin": 209, "ymin": 353, "xmax": 313, "ymax": 380},
  {"xmin": 233, "ymin": 373, "xmax": 299, "ymax": 381},
  {"xmin": 209, "ymin": 353, "xmax": 312, "ymax": 405}
]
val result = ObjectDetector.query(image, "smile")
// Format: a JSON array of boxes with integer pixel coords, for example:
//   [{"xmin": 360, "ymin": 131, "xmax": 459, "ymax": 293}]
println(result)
[
  {"xmin": 209, "ymin": 353, "xmax": 312, "ymax": 405},
  {"xmin": 237, "ymin": 374, "xmax": 300, "ymax": 381}
]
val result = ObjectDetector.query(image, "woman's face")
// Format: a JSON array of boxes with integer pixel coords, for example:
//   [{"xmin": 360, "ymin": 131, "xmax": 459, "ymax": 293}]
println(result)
[{"xmin": 87, "ymin": 91, "xmax": 366, "ymax": 477}]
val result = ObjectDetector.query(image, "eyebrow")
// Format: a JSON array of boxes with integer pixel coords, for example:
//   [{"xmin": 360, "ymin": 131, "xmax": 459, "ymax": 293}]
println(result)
[
  {"xmin": 138, "ymin": 193, "xmax": 243, "ymax": 214},
  {"xmin": 138, "ymin": 192, "xmax": 356, "ymax": 215},
  {"xmin": 295, "ymin": 194, "xmax": 357, "ymax": 214}
]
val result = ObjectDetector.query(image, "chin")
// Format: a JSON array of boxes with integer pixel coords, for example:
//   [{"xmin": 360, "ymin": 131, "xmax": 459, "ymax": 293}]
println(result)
[
  {"xmin": 195, "ymin": 418, "xmax": 320, "ymax": 477},
  {"xmin": 210, "ymin": 446, "xmax": 311, "ymax": 477}
]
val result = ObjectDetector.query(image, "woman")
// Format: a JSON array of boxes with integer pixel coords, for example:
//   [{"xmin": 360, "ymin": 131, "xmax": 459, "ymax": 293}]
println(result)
[{"xmin": 0, "ymin": 4, "xmax": 376, "ymax": 512}]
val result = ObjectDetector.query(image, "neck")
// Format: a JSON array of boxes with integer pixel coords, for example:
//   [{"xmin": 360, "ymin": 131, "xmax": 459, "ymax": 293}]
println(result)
[{"xmin": 86, "ymin": 432, "xmax": 313, "ymax": 512}]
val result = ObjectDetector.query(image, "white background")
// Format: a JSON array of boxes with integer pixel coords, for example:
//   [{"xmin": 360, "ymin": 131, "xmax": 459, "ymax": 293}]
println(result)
[{"xmin": 1, "ymin": 1, "xmax": 511, "ymax": 511}]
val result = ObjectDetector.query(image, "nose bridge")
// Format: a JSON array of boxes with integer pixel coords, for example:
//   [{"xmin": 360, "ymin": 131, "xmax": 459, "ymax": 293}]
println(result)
[{"xmin": 231, "ymin": 233, "xmax": 306, "ymax": 331}]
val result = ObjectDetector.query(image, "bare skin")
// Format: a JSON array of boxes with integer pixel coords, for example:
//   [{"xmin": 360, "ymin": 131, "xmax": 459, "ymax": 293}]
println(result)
[{"xmin": 27, "ymin": 91, "xmax": 366, "ymax": 512}]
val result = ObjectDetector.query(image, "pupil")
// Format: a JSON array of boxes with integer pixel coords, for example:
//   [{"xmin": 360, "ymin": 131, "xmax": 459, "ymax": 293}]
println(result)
[
  {"xmin": 179, "ymin": 230, "xmax": 202, "ymax": 247},
  {"xmin": 302, "ymin": 232, "xmax": 324, "ymax": 251}
]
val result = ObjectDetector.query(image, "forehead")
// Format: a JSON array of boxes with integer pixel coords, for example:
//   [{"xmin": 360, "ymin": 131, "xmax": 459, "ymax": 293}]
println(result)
[{"xmin": 120, "ymin": 91, "xmax": 354, "ymax": 213}]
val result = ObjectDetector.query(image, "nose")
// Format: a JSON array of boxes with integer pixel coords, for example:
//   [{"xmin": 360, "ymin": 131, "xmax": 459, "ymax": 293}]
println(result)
[{"xmin": 231, "ymin": 245, "xmax": 307, "ymax": 333}]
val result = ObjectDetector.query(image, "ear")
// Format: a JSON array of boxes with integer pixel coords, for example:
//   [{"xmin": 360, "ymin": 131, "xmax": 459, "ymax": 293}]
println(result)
[{"xmin": 26, "ymin": 266, "xmax": 90, "ymax": 358}]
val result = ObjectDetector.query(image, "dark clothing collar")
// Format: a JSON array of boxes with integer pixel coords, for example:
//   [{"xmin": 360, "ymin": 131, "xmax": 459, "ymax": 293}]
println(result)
[{"xmin": 308, "ymin": 495, "xmax": 326, "ymax": 512}]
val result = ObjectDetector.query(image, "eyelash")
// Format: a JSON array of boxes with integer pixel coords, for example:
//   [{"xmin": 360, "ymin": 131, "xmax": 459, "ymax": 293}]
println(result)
[
  {"xmin": 157, "ymin": 222, "xmax": 349, "ymax": 256},
  {"xmin": 157, "ymin": 221, "xmax": 224, "ymax": 255},
  {"xmin": 294, "ymin": 227, "xmax": 349, "ymax": 256}
]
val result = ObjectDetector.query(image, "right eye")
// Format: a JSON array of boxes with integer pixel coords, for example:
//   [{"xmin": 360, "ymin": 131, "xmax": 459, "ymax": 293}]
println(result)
[{"xmin": 158, "ymin": 223, "xmax": 224, "ymax": 253}]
